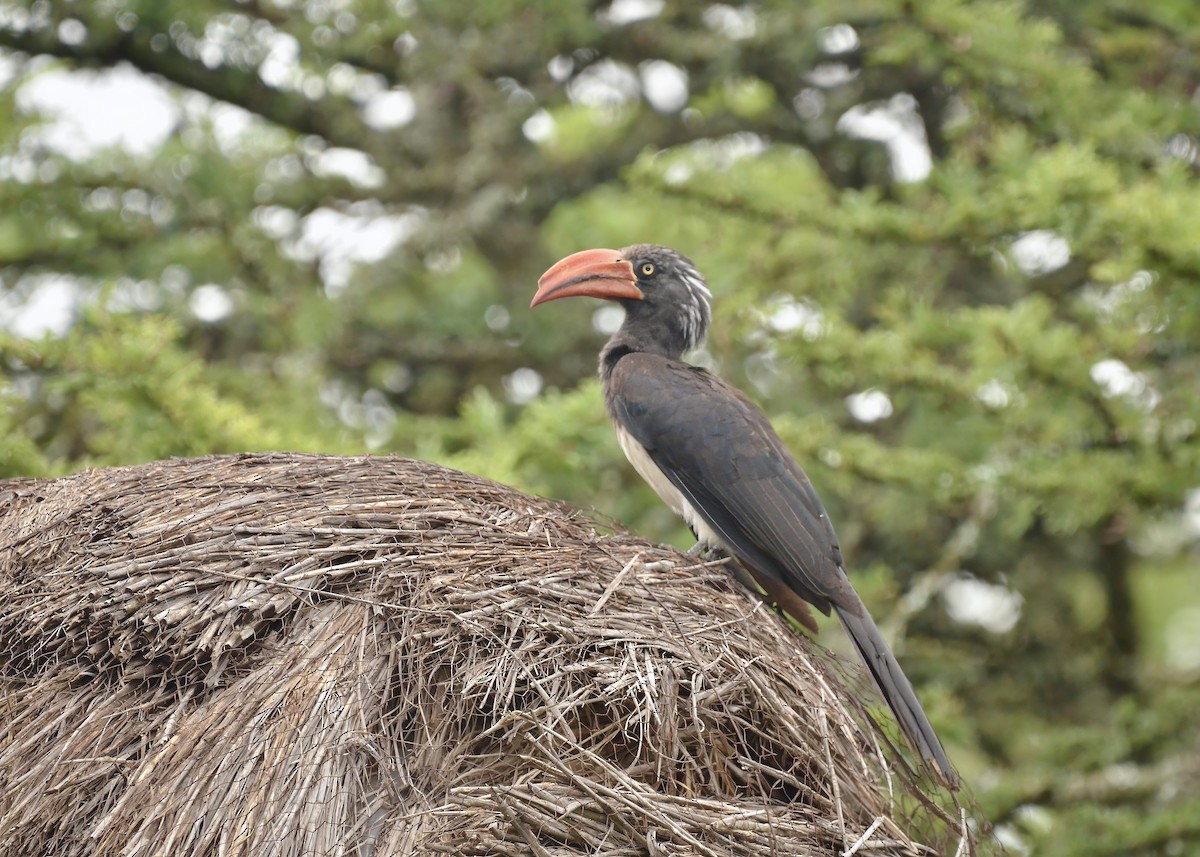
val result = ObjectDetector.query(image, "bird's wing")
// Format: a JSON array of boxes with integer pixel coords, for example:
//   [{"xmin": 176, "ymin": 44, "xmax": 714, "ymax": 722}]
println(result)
[{"xmin": 607, "ymin": 352, "xmax": 858, "ymax": 616}]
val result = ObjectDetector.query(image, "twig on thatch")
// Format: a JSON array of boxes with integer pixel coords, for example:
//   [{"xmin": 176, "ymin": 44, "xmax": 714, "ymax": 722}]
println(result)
[{"xmin": 591, "ymin": 551, "xmax": 642, "ymax": 616}]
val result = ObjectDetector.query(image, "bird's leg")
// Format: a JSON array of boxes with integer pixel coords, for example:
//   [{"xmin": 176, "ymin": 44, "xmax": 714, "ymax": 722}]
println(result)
[
  {"xmin": 726, "ymin": 558, "xmax": 769, "ymax": 602},
  {"xmin": 686, "ymin": 541, "xmax": 707, "ymax": 557}
]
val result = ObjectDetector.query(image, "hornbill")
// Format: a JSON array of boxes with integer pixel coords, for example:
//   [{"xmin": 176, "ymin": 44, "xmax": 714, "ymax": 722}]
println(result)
[{"xmin": 531, "ymin": 243, "xmax": 957, "ymax": 788}]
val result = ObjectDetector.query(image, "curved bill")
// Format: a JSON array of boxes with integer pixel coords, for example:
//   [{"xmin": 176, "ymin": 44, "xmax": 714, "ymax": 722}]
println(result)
[{"xmin": 530, "ymin": 248, "xmax": 643, "ymax": 308}]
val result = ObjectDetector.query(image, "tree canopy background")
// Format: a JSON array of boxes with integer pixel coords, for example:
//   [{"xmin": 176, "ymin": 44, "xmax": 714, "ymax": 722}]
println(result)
[{"xmin": 1, "ymin": 0, "xmax": 1198, "ymax": 852}]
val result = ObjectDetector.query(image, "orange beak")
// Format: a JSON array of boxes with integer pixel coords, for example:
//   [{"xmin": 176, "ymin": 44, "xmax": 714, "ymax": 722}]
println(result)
[{"xmin": 530, "ymin": 248, "xmax": 643, "ymax": 308}]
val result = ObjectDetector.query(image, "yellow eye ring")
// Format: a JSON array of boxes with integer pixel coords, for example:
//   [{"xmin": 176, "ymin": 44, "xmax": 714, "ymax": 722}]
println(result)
[{"xmin": 640, "ymin": 262, "xmax": 655, "ymax": 276}]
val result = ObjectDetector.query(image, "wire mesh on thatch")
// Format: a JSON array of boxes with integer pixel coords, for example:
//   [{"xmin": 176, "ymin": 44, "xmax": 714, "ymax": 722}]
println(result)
[{"xmin": 0, "ymin": 453, "xmax": 968, "ymax": 856}]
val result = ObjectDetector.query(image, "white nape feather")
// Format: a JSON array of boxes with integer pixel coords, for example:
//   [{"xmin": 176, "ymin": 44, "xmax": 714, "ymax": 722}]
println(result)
[{"xmin": 676, "ymin": 263, "xmax": 712, "ymax": 351}]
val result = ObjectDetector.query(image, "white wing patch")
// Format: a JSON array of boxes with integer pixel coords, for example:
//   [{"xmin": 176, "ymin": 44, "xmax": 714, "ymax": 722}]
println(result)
[{"xmin": 613, "ymin": 421, "xmax": 728, "ymax": 551}]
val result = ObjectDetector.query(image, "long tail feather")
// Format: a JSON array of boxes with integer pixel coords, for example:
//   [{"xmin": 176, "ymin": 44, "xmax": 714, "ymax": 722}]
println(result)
[{"xmin": 836, "ymin": 605, "xmax": 958, "ymax": 789}]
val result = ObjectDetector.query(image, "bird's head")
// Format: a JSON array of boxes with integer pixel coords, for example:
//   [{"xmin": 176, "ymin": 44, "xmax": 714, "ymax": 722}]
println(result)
[{"xmin": 531, "ymin": 244, "xmax": 712, "ymax": 356}]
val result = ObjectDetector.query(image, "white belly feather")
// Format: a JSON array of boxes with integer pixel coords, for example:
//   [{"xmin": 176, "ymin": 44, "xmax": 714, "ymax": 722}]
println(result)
[{"xmin": 613, "ymin": 422, "xmax": 729, "ymax": 551}]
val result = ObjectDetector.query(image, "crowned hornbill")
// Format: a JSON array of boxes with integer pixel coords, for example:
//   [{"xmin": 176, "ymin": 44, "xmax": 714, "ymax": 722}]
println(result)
[{"xmin": 531, "ymin": 243, "xmax": 957, "ymax": 788}]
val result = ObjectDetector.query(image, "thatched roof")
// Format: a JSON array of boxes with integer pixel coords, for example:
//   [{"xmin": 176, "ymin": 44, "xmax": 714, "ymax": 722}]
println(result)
[{"xmin": 0, "ymin": 453, "xmax": 970, "ymax": 855}]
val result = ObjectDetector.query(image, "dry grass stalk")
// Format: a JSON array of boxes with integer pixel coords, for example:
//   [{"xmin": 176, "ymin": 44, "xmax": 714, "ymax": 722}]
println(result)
[{"xmin": 0, "ymin": 453, "xmax": 969, "ymax": 855}]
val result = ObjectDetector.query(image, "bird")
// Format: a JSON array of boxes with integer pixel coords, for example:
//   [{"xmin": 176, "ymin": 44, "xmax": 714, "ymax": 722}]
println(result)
[{"xmin": 530, "ymin": 243, "xmax": 957, "ymax": 788}]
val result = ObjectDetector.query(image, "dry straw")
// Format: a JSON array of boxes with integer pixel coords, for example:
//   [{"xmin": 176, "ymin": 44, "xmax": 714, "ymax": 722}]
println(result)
[{"xmin": 0, "ymin": 453, "xmax": 971, "ymax": 855}]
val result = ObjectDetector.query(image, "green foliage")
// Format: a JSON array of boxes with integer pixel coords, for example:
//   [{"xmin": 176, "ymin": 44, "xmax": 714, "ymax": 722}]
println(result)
[
  {"xmin": 2, "ymin": 0, "xmax": 1199, "ymax": 852},
  {"xmin": 1, "ymin": 311, "xmax": 351, "ymax": 470}
]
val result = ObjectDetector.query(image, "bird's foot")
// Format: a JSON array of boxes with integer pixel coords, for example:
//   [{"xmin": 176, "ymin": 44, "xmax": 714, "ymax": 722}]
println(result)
[{"xmin": 686, "ymin": 542, "xmax": 708, "ymax": 557}]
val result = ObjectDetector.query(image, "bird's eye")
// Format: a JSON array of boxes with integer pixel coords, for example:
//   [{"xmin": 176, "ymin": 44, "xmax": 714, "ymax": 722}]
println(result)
[{"xmin": 640, "ymin": 262, "xmax": 655, "ymax": 277}]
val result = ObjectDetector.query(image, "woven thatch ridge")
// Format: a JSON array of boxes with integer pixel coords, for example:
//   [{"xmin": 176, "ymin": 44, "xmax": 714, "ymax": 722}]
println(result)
[{"xmin": 0, "ymin": 453, "xmax": 966, "ymax": 856}]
